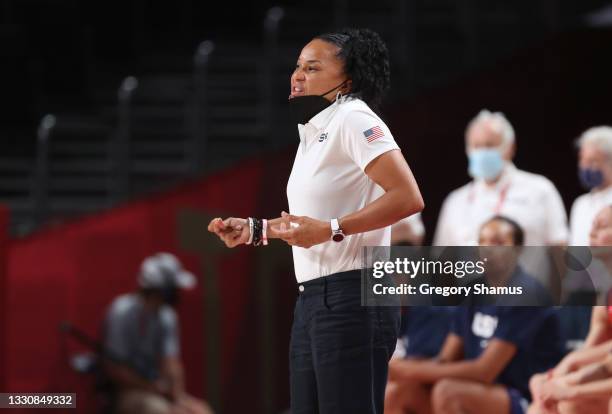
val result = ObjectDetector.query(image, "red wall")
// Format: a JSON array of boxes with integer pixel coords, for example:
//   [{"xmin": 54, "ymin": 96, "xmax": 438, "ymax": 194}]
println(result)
[
  {"xmin": 2, "ymin": 155, "xmax": 296, "ymax": 413},
  {"xmin": 0, "ymin": 206, "xmax": 8, "ymax": 392}
]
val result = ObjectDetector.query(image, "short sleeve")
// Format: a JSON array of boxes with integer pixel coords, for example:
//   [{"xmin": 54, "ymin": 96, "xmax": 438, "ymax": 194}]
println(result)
[
  {"xmin": 104, "ymin": 306, "xmax": 130, "ymax": 362},
  {"xmin": 543, "ymin": 180, "xmax": 569, "ymax": 244},
  {"xmin": 568, "ymin": 197, "xmax": 582, "ymax": 246},
  {"xmin": 340, "ymin": 110, "xmax": 400, "ymax": 172},
  {"xmin": 433, "ymin": 194, "xmax": 455, "ymax": 246},
  {"xmin": 406, "ymin": 213, "xmax": 425, "ymax": 237},
  {"xmin": 392, "ymin": 213, "xmax": 425, "ymax": 244},
  {"xmin": 450, "ymin": 307, "xmax": 469, "ymax": 337},
  {"xmin": 492, "ymin": 307, "xmax": 549, "ymax": 347},
  {"xmin": 160, "ymin": 307, "xmax": 180, "ymax": 358}
]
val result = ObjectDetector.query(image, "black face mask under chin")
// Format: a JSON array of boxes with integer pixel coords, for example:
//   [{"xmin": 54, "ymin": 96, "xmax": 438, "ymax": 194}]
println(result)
[{"xmin": 288, "ymin": 81, "xmax": 346, "ymax": 125}]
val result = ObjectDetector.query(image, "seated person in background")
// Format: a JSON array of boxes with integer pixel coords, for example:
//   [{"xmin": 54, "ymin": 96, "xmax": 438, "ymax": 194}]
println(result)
[
  {"xmin": 385, "ymin": 216, "xmax": 563, "ymax": 414},
  {"xmin": 470, "ymin": 216, "xmax": 553, "ymax": 306},
  {"xmin": 103, "ymin": 253, "xmax": 212, "ymax": 414},
  {"xmin": 393, "ymin": 307, "xmax": 454, "ymax": 360},
  {"xmin": 570, "ymin": 126, "xmax": 612, "ymax": 246},
  {"xmin": 529, "ymin": 206, "xmax": 612, "ymax": 414},
  {"xmin": 391, "ymin": 213, "xmax": 452, "ymax": 360}
]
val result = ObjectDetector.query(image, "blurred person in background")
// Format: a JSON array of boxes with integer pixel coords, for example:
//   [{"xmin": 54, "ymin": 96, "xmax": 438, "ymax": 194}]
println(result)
[
  {"xmin": 530, "ymin": 205, "xmax": 612, "ymax": 414},
  {"xmin": 591, "ymin": 205, "xmax": 612, "ymax": 248},
  {"xmin": 470, "ymin": 216, "xmax": 553, "ymax": 306},
  {"xmin": 570, "ymin": 126, "xmax": 612, "ymax": 246},
  {"xmin": 563, "ymin": 127, "xmax": 612, "ymax": 348},
  {"xmin": 391, "ymin": 212, "xmax": 425, "ymax": 245},
  {"xmin": 434, "ymin": 109, "xmax": 568, "ymax": 247},
  {"xmin": 565, "ymin": 127, "xmax": 612, "ymax": 320},
  {"xmin": 385, "ymin": 216, "xmax": 563, "ymax": 414},
  {"xmin": 390, "ymin": 213, "xmax": 452, "ymax": 364},
  {"xmin": 103, "ymin": 253, "xmax": 212, "ymax": 414}
]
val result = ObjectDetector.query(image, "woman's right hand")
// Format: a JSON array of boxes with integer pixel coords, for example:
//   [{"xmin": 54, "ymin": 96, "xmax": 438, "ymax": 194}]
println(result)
[{"xmin": 207, "ymin": 217, "xmax": 250, "ymax": 248}]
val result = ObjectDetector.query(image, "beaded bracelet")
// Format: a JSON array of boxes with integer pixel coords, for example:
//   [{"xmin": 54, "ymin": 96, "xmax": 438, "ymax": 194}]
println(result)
[
  {"xmin": 246, "ymin": 217, "xmax": 268, "ymax": 247},
  {"xmin": 252, "ymin": 218, "xmax": 263, "ymax": 246},
  {"xmin": 246, "ymin": 218, "xmax": 254, "ymax": 245}
]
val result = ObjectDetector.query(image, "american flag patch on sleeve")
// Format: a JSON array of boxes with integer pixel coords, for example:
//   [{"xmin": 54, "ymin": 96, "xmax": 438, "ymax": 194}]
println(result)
[{"xmin": 363, "ymin": 126, "xmax": 384, "ymax": 143}]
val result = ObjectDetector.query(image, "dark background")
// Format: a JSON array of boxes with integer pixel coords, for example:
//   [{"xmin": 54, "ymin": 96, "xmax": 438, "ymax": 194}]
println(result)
[
  {"xmin": 1, "ymin": 2, "xmax": 612, "ymax": 413},
  {"xmin": 2, "ymin": 0, "xmax": 612, "ymax": 240}
]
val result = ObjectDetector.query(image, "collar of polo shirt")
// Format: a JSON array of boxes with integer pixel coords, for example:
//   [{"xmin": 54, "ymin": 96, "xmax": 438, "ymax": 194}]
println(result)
[
  {"xmin": 298, "ymin": 99, "xmax": 342, "ymax": 148},
  {"xmin": 302, "ymin": 95, "xmax": 353, "ymax": 130}
]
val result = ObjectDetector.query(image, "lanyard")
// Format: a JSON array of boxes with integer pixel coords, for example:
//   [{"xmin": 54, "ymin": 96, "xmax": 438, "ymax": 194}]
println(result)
[{"xmin": 468, "ymin": 182, "xmax": 511, "ymax": 215}]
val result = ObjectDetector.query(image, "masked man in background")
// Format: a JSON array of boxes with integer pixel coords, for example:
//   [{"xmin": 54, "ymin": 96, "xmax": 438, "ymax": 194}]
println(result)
[{"xmin": 103, "ymin": 253, "xmax": 213, "ymax": 414}]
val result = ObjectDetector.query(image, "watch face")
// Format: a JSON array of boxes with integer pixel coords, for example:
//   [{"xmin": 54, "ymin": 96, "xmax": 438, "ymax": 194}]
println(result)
[{"xmin": 332, "ymin": 233, "xmax": 344, "ymax": 242}]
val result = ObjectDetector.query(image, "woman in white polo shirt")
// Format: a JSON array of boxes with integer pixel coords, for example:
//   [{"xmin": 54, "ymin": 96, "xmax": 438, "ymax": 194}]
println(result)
[{"xmin": 208, "ymin": 28, "xmax": 424, "ymax": 413}]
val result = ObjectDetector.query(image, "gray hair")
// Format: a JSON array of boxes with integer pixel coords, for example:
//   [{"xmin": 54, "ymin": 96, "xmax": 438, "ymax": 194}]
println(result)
[
  {"xmin": 576, "ymin": 126, "xmax": 612, "ymax": 160},
  {"xmin": 465, "ymin": 109, "xmax": 515, "ymax": 149}
]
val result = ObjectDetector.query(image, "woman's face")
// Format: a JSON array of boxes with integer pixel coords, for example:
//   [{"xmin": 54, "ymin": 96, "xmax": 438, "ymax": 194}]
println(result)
[{"xmin": 290, "ymin": 39, "xmax": 350, "ymax": 101}]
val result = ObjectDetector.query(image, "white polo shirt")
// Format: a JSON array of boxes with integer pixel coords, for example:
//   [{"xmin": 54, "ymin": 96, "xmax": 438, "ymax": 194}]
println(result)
[
  {"xmin": 569, "ymin": 186, "xmax": 612, "ymax": 245},
  {"xmin": 433, "ymin": 163, "xmax": 569, "ymax": 246},
  {"xmin": 286, "ymin": 97, "xmax": 400, "ymax": 283}
]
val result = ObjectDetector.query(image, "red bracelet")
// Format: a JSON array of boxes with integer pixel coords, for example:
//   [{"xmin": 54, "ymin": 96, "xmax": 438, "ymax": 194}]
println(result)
[{"xmin": 262, "ymin": 219, "xmax": 268, "ymax": 245}]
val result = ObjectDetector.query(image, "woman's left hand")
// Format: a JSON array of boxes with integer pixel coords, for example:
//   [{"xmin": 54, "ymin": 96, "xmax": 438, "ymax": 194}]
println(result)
[{"xmin": 274, "ymin": 212, "xmax": 331, "ymax": 248}]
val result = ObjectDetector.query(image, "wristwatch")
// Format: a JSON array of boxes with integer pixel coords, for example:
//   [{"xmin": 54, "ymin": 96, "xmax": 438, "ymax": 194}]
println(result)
[{"xmin": 330, "ymin": 218, "xmax": 345, "ymax": 242}]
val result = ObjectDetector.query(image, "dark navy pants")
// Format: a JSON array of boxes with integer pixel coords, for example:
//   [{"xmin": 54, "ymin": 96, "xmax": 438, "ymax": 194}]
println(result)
[{"xmin": 289, "ymin": 269, "xmax": 400, "ymax": 414}]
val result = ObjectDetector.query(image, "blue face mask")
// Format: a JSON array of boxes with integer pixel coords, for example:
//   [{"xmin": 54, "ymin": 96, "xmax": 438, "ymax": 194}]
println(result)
[
  {"xmin": 468, "ymin": 148, "xmax": 505, "ymax": 180},
  {"xmin": 578, "ymin": 168, "xmax": 604, "ymax": 190}
]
